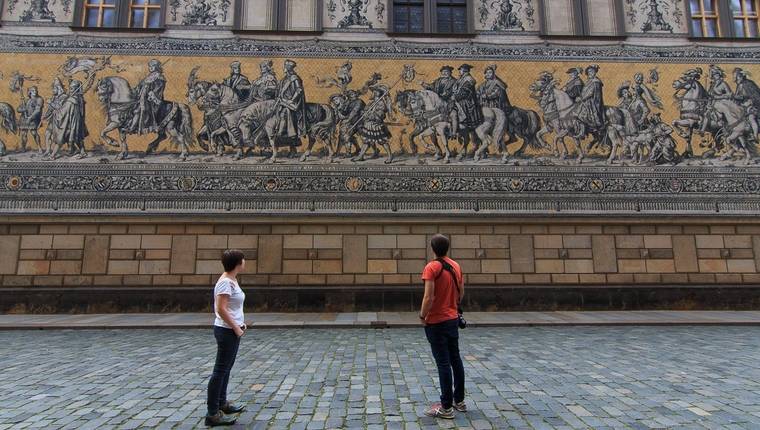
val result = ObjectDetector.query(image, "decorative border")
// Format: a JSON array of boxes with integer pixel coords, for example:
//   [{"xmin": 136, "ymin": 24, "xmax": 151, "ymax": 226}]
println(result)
[
  {"xmin": 0, "ymin": 33, "xmax": 760, "ymax": 61},
  {"xmin": 1, "ymin": 163, "xmax": 759, "ymax": 215}
]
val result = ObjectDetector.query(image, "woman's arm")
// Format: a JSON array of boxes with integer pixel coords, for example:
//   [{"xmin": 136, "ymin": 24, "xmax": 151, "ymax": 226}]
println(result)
[{"xmin": 216, "ymin": 294, "xmax": 243, "ymax": 337}]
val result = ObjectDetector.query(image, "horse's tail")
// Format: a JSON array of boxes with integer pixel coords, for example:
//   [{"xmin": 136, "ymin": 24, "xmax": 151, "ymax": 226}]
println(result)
[
  {"xmin": 0, "ymin": 103, "xmax": 17, "ymax": 134},
  {"xmin": 310, "ymin": 104, "xmax": 335, "ymax": 141},
  {"xmin": 524, "ymin": 109, "xmax": 543, "ymax": 149}
]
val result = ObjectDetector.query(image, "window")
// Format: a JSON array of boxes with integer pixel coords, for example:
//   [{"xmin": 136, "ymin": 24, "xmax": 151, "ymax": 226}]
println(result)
[
  {"xmin": 76, "ymin": 0, "xmax": 164, "ymax": 28},
  {"xmin": 539, "ymin": 0, "xmax": 624, "ymax": 36},
  {"xmin": 688, "ymin": 0, "xmax": 760, "ymax": 37},
  {"xmin": 234, "ymin": 0, "xmax": 322, "ymax": 31},
  {"xmin": 389, "ymin": 0, "xmax": 472, "ymax": 34}
]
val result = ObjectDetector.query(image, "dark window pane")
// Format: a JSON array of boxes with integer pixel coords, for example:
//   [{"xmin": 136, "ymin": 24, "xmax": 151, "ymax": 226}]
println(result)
[
  {"xmin": 85, "ymin": 8, "xmax": 100, "ymax": 26},
  {"xmin": 705, "ymin": 18, "xmax": 718, "ymax": 35},
  {"xmin": 689, "ymin": 0, "xmax": 700, "ymax": 14},
  {"xmin": 732, "ymin": 0, "xmax": 742, "ymax": 14},
  {"xmin": 103, "ymin": 8, "xmax": 116, "ymax": 26},
  {"xmin": 147, "ymin": 9, "xmax": 162, "ymax": 27},
  {"xmin": 452, "ymin": 7, "xmax": 467, "ymax": 32},
  {"xmin": 704, "ymin": 0, "xmax": 716, "ymax": 13},
  {"xmin": 734, "ymin": 18, "xmax": 747, "ymax": 35},
  {"xmin": 131, "ymin": 9, "xmax": 144, "ymax": 27},
  {"xmin": 132, "ymin": 0, "xmax": 146, "ymax": 4},
  {"xmin": 410, "ymin": 6, "xmax": 424, "ymax": 31},
  {"xmin": 148, "ymin": 0, "xmax": 162, "ymax": 5},
  {"xmin": 747, "ymin": 0, "xmax": 758, "ymax": 13},
  {"xmin": 437, "ymin": 7, "xmax": 451, "ymax": 32}
]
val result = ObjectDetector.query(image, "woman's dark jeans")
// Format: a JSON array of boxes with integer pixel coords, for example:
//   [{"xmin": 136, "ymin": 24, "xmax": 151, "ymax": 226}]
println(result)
[
  {"xmin": 207, "ymin": 326, "xmax": 241, "ymax": 416},
  {"xmin": 424, "ymin": 318, "xmax": 465, "ymax": 409}
]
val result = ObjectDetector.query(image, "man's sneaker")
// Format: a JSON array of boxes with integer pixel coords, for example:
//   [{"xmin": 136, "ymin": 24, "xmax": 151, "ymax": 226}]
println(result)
[
  {"xmin": 424, "ymin": 402, "xmax": 455, "ymax": 419},
  {"xmin": 204, "ymin": 412, "xmax": 237, "ymax": 427},
  {"xmin": 454, "ymin": 401, "xmax": 467, "ymax": 412},
  {"xmin": 220, "ymin": 402, "xmax": 245, "ymax": 414}
]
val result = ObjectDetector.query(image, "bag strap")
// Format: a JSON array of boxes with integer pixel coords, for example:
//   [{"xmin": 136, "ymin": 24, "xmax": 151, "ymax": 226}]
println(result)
[{"xmin": 435, "ymin": 257, "xmax": 461, "ymax": 304}]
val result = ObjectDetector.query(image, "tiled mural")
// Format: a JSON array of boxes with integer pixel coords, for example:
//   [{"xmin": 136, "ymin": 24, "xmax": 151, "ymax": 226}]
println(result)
[
  {"xmin": 3, "ymin": 0, "xmax": 74, "ymax": 23},
  {"xmin": 475, "ymin": 0, "xmax": 539, "ymax": 32},
  {"xmin": 0, "ymin": 41, "xmax": 758, "ymax": 167},
  {"xmin": 167, "ymin": 0, "xmax": 234, "ymax": 26},
  {"xmin": 623, "ymin": 0, "xmax": 687, "ymax": 34}
]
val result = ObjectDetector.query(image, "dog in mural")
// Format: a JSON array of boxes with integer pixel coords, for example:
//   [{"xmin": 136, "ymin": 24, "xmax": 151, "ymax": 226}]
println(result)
[{"xmin": 96, "ymin": 76, "xmax": 195, "ymax": 160}]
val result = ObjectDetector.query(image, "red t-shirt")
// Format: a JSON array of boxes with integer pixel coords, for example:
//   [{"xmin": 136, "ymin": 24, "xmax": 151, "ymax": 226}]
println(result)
[{"xmin": 421, "ymin": 257, "xmax": 463, "ymax": 324}]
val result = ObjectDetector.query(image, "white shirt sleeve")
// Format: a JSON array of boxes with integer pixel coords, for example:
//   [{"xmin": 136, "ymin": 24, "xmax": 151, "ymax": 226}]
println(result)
[{"xmin": 215, "ymin": 279, "xmax": 233, "ymax": 296}]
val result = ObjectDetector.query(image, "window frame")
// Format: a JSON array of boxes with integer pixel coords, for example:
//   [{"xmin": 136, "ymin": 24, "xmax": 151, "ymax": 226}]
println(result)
[
  {"xmin": 72, "ymin": 0, "xmax": 166, "ymax": 30},
  {"xmin": 233, "ymin": 0, "xmax": 323, "ymax": 32},
  {"xmin": 387, "ymin": 0, "xmax": 475, "ymax": 35},
  {"xmin": 686, "ymin": 0, "xmax": 760, "ymax": 38},
  {"xmin": 538, "ymin": 0, "xmax": 624, "ymax": 37}
]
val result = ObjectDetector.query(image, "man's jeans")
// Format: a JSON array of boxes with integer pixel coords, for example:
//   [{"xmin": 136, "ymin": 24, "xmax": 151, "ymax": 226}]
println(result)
[
  {"xmin": 207, "ymin": 326, "xmax": 241, "ymax": 416},
  {"xmin": 424, "ymin": 318, "xmax": 465, "ymax": 409}
]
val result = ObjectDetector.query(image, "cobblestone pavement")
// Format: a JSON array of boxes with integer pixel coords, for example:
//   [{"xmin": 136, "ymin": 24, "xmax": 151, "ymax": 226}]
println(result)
[{"xmin": 1, "ymin": 327, "xmax": 759, "ymax": 429}]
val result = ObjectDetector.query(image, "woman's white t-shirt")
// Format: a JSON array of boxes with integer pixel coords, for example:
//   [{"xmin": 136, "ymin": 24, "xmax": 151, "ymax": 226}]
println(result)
[{"xmin": 213, "ymin": 277, "xmax": 245, "ymax": 329}]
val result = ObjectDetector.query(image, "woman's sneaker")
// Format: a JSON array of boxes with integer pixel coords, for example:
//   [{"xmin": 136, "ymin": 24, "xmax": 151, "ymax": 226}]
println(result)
[
  {"xmin": 424, "ymin": 402, "xmax": 455, "ymax": 419},
  {"xmin": 454, "ymin": 401, "xmax": 467, "ymax": 412}
]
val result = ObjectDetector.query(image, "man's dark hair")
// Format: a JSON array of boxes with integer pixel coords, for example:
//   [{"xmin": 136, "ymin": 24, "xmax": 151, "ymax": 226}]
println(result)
[
  {"xmin": 221, "ymin": 249, "xmax": 245, "ymax": 272},
  {"xmin": 430, "ymin": 234, "xmax": 450, "ymax": 258}
]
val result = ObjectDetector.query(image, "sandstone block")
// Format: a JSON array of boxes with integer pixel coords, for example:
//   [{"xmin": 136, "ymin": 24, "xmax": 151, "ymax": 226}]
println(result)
[
  {"xmin": 170, "ymin": 235, "xmax": 197, "ymax": 275},
  {"xmin": 343, "ymin": 235, "xmax": 367, "ymax": 274},
  {"xmin": 258, "ymin": 235, "xmax": 283, "ymax": 274},
  {"xmin": 0, "ymin": 236, "xmax": 20, "ymax": 274}
]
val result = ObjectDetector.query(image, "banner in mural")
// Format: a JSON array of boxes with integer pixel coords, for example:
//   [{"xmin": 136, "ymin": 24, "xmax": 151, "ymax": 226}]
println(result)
[{"xmin": 0, "ymin": 50, "xmax": 759, "ymax": 167}]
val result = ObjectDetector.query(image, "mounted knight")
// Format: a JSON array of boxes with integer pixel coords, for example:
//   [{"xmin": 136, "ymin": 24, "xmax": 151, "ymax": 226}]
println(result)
[{"xmin": 129, "ymin": 59, "xmax": 166, "ymax": 135}]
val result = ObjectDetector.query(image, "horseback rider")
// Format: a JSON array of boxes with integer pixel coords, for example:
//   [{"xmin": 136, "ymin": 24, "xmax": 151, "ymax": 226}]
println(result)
[
  {"xmin": 223, "ymin": 61, "xmax": 252, "ymax": 102},
  {"xmin": 276, "ymin": 60, "xmax": 307, "ymax": 138},
  {"xmin": 452, "ymin": 64, "xmax": 483, "ymax": 143},
  {"xmin": 421, "ymin": 65, "xmax": 457, "ymax": 136},
  {"xmin": 732, "ymin": 67, "xmax": 760, "ymax": 139},
  {"xmin": 251, "ymin": 60, "xmax": 278, "ymax": 102},
  {"xmin": 563, "ymin": 67, "xmax": 584, "ymax": 101},
  {"xmin": 478, "ymin": 64, "xmax": 515, "ymax": 142},
  {"xmin": 700, "ymin": 64, "xmax": 732, "ymax": 134},
  {"xmin": 129, "ymin": 59, "xmax": 166, "ymax": 135},
  {"xmin": 576, "ymin": 64, "xmax": 605, "ymax": 131}
]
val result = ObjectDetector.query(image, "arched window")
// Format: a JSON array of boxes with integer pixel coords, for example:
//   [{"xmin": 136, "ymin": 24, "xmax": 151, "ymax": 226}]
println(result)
[
  {"xmin": 74, "ymin": 0, "xmax": 165, "ymax": 28},
  {"xmin": 388, "ymin": 0, "xmax": 473, "ymax": 34}
]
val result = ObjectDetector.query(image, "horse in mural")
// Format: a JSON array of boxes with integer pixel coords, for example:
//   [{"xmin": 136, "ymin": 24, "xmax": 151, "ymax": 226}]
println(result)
[
  {"xmin": 237, "ymin": 99, "xmax": 336, "ymax": 163},
  {"xmin": 531, "ymin": 78, "xmax": 630, "ymax": 163},
  {"xmin": 395, "ymin": 89, "xmax": 507, "ymax": 163},
  {"xmin": 96, "ymin": 76, "xmax": 195, "ymax": 160},
  {"xmin": 504, "ymin": 106, "xmax": 545, "ymax": 158},
  {"xmin": 672, "ymin": 73, "xmax": 711, "ymax": 158},
  {"xmin": 0, "ymin": 103, "xmax": 17, "ymax": 157}
]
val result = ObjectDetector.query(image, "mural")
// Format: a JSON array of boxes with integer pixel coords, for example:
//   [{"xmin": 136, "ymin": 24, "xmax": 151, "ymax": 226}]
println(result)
[
  {"xmin": 477, "ymin": 0, "xmax": 538, "ymax": 32},
  {"xmin": 4, "ymin": 0, "xmax": 73, "ymax": 23},
  {"xmin": 325, "ymin": 0, "xmax": 385, "ymax": 29},
  {"xmin": 624, "ymin": 0, "xmax": 687, "ymax": 34},
  {"xmin": 167, "ymin": 0, "xmax": 233, "ymax": 26},
  {"xmin": 2, "ymin": 48, "xmax": 760, "ymax": 167}
]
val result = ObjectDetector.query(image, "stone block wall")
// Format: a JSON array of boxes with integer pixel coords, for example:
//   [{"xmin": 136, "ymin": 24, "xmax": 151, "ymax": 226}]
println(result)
[{"xmin": 2, "ymin": 219, "xmax": 760, "ymax": 290}]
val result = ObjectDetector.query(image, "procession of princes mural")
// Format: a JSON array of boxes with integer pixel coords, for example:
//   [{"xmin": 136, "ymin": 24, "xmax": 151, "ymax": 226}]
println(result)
[{"xmin": 1, "ymin": 55, "xmax": 760, "ymax": 166}]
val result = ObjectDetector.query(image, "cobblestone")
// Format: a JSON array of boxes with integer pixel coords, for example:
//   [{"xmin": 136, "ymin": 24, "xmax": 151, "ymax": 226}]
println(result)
[{"xmin": 1, "ymin": 327, "xmax": 759, "ymax": 429}]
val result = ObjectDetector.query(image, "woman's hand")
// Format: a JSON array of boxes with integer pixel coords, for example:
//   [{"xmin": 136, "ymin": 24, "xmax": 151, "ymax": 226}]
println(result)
[{"xmin": 233, "ymin": 325, "xmax": 244, "ymax": 338}]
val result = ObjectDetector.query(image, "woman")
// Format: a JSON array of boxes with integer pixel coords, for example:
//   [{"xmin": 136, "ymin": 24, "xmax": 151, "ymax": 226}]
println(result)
[{"xmin": 205, "ymin": 249, "xmax": 247, "ymax": 427}]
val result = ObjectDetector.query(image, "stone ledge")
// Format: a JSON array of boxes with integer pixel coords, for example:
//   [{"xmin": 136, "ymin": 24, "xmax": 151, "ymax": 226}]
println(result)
[{"xmin": 3, "ymin": 285, "xmax": 760, "ymax": 313}]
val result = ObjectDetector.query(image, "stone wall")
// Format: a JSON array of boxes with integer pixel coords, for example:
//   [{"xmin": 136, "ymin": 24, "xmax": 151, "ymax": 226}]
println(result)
[{"xmin": 3, "ymin": 217, "xmax": 760, "ymax": 312}]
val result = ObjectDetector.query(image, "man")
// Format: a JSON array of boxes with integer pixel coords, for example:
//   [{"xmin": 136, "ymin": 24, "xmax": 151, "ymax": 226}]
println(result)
[
  {"xmin": 276, "ymin": 60, "xmax": 307, "ymax": 138},
  {"xmin": 701, "ymin": 65, "xmax": 733, "ymax": 134},
  {"xmin": 223, "ymin": 61, "xmax": 252, "ymax": 102},
  {"xmin": 617, "ymin": 81, "xmax": 649, "ymax": 129},
  {"xmin": 17, "ymin": 86, "xmax": 44, "ymax": 153},
  {"xmin": 130, "ymin": 59, "xmax": 166, "ymax": 134},
  {"xmin": 420, "ymin": 234, "xmax": 465, "ymax": 420},
  {"xmin": 452, "ymin": 64, "xmax": 483, "ymax": 152},
  {"xmin": 56, "ymin": 79, "xmax": 88, "ymax": 159},
  {"xmin": 333, "ymin": 89, "xmax": 364, "ymax": 157},
  {"xmin": 250, "ymin": 60, "xmax": 278, "ymax": 102},
  {"xmin": 355, "ymin": 85, "xmax": 394, "ymax": 163},
  {"xmin": 633, "ymin": 72, "xmax": 663, "ymax": 110},
  {"xmin": 477, "ymin": 64, "xmax": 509, "ymax": 111},
  {"xmin": 422, "ymin": 65, "xmax": 457, "ymax": 136},
  {"xmin": 576, "ymin": 64, "xmax": 605, "ymax": 130},
  {"xmin": 44, "ymin": 78, "xmax": 67, "ymax": 158},
  {"xmin": 733, "ymin": 67, "xmax": 760, "ymax": 138},
  {"xmin": 563, "ymin": 67, "xmax": 584, "ymax": 101}
]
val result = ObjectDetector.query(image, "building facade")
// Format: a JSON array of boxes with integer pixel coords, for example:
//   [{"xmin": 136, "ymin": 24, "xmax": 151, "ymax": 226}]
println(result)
[{"xmin": 2, "ymin": 1, "xmax": 760, "ymax": 312}]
